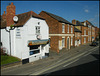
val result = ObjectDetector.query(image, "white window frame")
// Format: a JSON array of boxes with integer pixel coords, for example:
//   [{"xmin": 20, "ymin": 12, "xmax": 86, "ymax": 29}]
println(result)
[
  {"xmin": 62, "ymin": 23, "xmax": 65, "ymax": 33},
  {"xmin": 84, "ymin": 38, "xmax": 86, "ymax": 43},
  {"xmin": 84, "ymin": 22, "xmax": 86, "ymax": 26},
  {"xmin": 67, "ymin": 24, "xmax": 69, "ymax": 33},
  {"xmin": 36, "ymin": 26, "xmax": 40, "ymax": 35},
  {"xmin": 84, "ymin": 30, "xmax": 86, "ymax": 35},
  {"xmin": 62, "ymin": 38, "xmax": 65, "ymax": 47},
  {"xmin": 71, "ymin": 25, "xmax": 73, "ymax": 33},
  {"xmin": 71, "ymin": 37, "xmax": 73, "ymax": 46}
]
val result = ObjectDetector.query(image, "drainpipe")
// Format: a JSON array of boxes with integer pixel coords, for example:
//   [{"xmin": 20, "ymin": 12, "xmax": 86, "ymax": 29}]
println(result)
[{"xmin": 5, "ymin": 25, "xmax": 15, "ymax": 56}]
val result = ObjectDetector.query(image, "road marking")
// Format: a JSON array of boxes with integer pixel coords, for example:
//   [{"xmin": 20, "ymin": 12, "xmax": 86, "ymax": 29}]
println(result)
[
  {"xmin": 30, "ymin": 46, "xmax": 99, "ymax": 75},
  {"xmin": 63, "ymin": 58, "xmax": 80, "ymax": 67}
]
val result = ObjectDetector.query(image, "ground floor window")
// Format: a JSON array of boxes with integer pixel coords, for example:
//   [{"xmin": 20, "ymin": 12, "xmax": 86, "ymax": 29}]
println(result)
[
  {"xmin": 79, "ymin": 40, "xmax": 81, "ymax": 44},
  {"xmin": 75, "ymin": 40, "xmax": 77, "ymax": 46},
  {"xmin": 29, "ymin": 45, "xmax": 40, "ymax": 55},
  {"xmin": 71, "ymin": 37, "xmax": 73, "ymax": 46},
  {"xmin": 84, "ymin": 38, "xmax": 86, "ymax": 43},
  {"xmin": 62, "ymin": 38, "xmax": 65, "ymax": 47}
]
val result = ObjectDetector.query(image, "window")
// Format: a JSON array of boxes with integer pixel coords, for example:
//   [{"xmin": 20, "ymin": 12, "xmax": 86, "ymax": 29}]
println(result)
[
  {"xmin": 62, "ymin": 38, "xmax": 65, "ymax": 47},
  {"xmin": 71, "ymin": 37, "xmax": 73, "ymax": 46},
  {"xmin": 62, "ymin": 24, "xmax": 65, "ymax": 33},
  {"xmin": 67, "ymin": 24, "xmax": 69, "ymax": 33},
  {"xmin": 36, "ymin": 26, "xmax": 40, "ymax": 34},
  {"xmin": 16, "ymin": 28, "xmax": 21, "ymax": 37},
  {"xmin": 29, "ymin": 45, "xmax": 40, "ymax": 55},
  {"xmin": 84, "ymin": 38, "xmax": 86, "ymax": 43},
  {"xmin": 84, "ymin": 30, "xmax": 86, "ymax": 35},
  {"xmin": 71, "ymin": 26, "xmax": 73, "ymax": 33},
  {"xmin": 84, "ymin": 22, "xmax": 86, "ymax": 26}
]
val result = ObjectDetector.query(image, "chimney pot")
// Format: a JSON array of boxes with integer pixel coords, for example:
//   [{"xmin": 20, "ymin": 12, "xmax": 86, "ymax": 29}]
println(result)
[
  {"xmin": 11, "ymin": 2, "xmax": 13, "ymax": 5},
  {"xmin": 4, "ymin": 11, "xmax": 6, "ymax": 14}
]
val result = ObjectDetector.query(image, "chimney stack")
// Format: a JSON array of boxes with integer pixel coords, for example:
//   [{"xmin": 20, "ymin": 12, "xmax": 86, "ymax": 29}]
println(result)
[
  {"xmin": 72, "ymin": 19, "xmax": 76, "ymax": 25},
  {"xmin": 2, "ymin": 11, "xmax": 6, "ymax": 20},
  {"xmin": 6, "ymin": 2, "xmax": 16, "ymax": 27}
]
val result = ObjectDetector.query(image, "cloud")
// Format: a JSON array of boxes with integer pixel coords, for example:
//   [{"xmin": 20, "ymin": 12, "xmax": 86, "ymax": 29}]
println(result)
[
  {"xmin": 84, "ymin": 9, "xmax": 89, "ymax": 13},
  {"xmin": 88, "ymin": 18, "xmax": 95, "ymax": 22}
]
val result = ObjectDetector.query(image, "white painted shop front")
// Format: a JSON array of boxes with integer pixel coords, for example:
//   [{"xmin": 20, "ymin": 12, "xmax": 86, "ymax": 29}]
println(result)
[{"xmin": 1, "ymin": 16, "xmax": 49, "ymax": 64}]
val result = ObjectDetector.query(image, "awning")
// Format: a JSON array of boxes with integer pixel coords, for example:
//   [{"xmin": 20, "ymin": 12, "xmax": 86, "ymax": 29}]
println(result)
[{"xmin": 28, "ymin": 39, "xmax": 49, "ymax": 46}]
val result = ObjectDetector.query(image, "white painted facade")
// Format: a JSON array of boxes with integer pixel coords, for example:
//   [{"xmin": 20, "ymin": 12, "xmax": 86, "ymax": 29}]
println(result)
[{"xmin": 1, "ymin": 17, "xmax": 49, "ymax": 63}]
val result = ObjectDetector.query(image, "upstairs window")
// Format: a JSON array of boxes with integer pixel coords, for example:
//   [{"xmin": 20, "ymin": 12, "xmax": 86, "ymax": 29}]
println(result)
[
  {"xmin": 62, "ymin": 23, "xmax": 65, "ymax": 33},
  {"xmin": 67, "ymin": 24, "xmax": 69, "ymax": 33},
  {"xmin": 84, "ymin": 22, "xmax": 86, "ymax": 26},
  {"xmin": 71, "ymin": 25, "xmax": 73, "ymax": 33},
  {"xmin": 36, "ymin": 26, "xmax": 40, "ymax": 34},
  {"xmin": 84, "ymin": 30, "xmax": 86, "ymax": 35}
]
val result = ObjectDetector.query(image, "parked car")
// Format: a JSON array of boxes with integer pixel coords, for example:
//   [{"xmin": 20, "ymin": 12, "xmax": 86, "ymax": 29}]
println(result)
[{"xmin": 90, "ymin": 40, "xmax": 98, "ymax": 46}]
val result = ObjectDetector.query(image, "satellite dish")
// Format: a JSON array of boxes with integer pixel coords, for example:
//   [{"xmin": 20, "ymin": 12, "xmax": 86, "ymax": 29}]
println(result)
[{"xmin": 13, "ymin": 16, "xmax": 18, "ymax": 22}]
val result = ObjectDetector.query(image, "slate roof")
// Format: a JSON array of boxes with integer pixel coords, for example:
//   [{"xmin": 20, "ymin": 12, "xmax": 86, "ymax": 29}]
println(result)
[
  {"xmin": 74, "ymin": 27, "xmax": 82, "ymax": 33},
  {"xmin": 75, "ymin": 20, "xmax": 84, "ymax": 26},
  {"xmin": 42, "ymin": 11, "xmax": 74, "ymax": 25},
  {"xmin": 82, "ymin": 20, "xmax": 95, "ymax": 27},
  {"xmin": 1, "ymin": 11, "xmax": 45, "ymax": 28}
]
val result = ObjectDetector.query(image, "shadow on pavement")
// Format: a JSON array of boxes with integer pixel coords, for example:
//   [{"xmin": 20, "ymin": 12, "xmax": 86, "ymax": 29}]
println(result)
[{"xmin": 41, "ymin": 54, "xmax": 99, "ymax": 75}]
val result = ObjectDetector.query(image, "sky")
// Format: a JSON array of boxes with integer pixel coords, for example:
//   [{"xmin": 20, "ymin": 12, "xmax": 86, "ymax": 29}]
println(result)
[{"xmin": 1, "ymin": 1, "xmax": 99, "ymax": 28}]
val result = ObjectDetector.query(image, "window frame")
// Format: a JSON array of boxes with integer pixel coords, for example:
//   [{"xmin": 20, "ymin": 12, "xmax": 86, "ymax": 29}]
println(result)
[{"xmin": 62, "ymin": 23, "xmax": 65, "ymax": 33}]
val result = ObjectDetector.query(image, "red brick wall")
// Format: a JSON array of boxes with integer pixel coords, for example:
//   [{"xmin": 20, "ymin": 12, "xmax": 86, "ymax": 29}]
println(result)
[
  {"xmin": 6, "ymin": 2, "xmax": 15, "ymax": 26},
  {"xmin": 39, "ymin": 11, "xmax": 59, "ymax": 34}
]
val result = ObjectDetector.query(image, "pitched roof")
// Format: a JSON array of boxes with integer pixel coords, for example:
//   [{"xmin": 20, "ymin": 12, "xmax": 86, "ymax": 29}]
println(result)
[
  {"xmin": 42, "ymin": 11, "xmax": 74, "ymax": 25},
  {"xmin": 1, "ymin": 11, "xmax": 45, "ymax": 28},
  {"xmin": 0, "ymin": 16, "xmax": 6, "ymax": 29},
  {"xmin": 75, "ymin": 20, "xmax": 84, "ymax": 26},
  {"xmin": 74, "ymin": 28, "xmax": 82, "ymax": 33},
  {"xmin": 86, "ymin": 20, "xmax": 95, "ymax": 27}
]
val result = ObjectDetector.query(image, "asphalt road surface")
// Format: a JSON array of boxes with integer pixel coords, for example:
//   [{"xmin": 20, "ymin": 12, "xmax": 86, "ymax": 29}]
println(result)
[{"xmin": 41, "ymin": 47, "xmax": 99, "ymax": 75}]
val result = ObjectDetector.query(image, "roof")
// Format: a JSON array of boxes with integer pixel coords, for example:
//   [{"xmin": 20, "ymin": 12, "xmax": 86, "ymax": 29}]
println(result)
[
  {"xmin": 82, "ymin": 20, "xmax": 95, "ymax": 27},
  {"xmin": 75, "ymin": 20, "xmax": 84, "ymax": 26},
  {"xmin": 0, "ymin": 16, "xmax": 6, "ymax": 29},
  {"xmin": 42, "ymin": 11, "xmax": 74, "ymax": 25},
  {"xmin": 1, "ymin": 11, "xmax": 45, "ymax": 28},
  {"xmin": 86, "ymin": 20, "xmax": 95, "ymax": 27},
  {"xmin": 74, "ymin": 28, "xmax": 82, "ymax": 33}
]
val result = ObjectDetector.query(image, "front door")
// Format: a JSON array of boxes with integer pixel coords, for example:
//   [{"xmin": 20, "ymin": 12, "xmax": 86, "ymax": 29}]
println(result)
[{"xmin": 67, "ymin": 38, "xmax": 69, "ymax": 49}]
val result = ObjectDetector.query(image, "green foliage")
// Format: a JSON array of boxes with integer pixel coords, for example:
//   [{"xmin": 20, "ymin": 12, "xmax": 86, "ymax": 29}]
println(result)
[
  {"xmin": 10, "ymin": 25, "xmax": 14, "ymax": 28},
  {"xmin": 1, "ymin": 55, "xmax": 21, "ymax": 65}
]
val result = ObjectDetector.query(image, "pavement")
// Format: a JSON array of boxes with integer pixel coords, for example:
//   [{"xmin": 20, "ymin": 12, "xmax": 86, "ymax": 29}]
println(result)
[{"xmin": 1, "ymin": 43, "xmax": 98, "ymax": 75}]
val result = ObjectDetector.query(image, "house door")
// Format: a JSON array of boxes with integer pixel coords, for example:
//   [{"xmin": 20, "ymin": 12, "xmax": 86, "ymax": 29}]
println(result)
[{"xmin": 67, "ymin": 38, "xmax": 69, "ymax": 49}]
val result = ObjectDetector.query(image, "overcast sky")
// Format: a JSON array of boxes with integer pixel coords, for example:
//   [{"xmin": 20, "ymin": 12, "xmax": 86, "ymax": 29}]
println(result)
[{"xmin": 1, "ymin": 1, "xmax": 99, "ymax": 27}]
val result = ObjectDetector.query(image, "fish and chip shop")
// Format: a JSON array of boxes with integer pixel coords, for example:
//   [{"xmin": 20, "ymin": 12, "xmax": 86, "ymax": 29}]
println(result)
[{"xmin": 1, "ymin": 2, "xmax": 49, "ymax": 64}]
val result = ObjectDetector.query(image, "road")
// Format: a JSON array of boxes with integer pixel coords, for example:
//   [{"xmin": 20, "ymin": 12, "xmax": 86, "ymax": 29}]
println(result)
[
  {"xmin": 1, "ymin": 44, "xmax": 99, "ymax": 75},
  {"xmin": 41, "ymin": 47, "xmax": 99, "ymax": 75}
]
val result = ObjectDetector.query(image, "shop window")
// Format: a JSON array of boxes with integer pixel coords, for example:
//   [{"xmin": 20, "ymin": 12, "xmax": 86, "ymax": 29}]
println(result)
[{"xmin": 29, "ymin": 45, "xmax": 40, "ymax": 55}]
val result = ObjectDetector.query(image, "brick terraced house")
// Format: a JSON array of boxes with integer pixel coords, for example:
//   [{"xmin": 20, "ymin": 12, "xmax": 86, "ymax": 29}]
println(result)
[
  {"xmin": 95, "ymin": 26, "xmax": 99, "ymax": 39},
  {"xmin": 82, "ymin": 20, "xmax": 96, "ymax": 42},
  {"xmin": 74, "ymin": 27, "xmax": 82, "ymax": 47},
  {"xmin": 72, "ymin": 19, "xmax": 88, "ymax": 45},
  {"xmin": 39, "ymin": 11, "xmax": 75, "ymax": 53}
]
